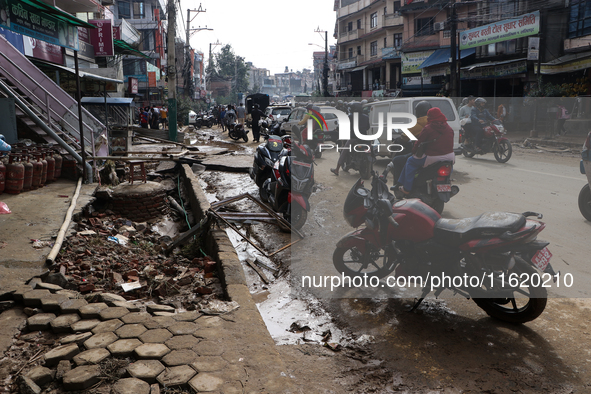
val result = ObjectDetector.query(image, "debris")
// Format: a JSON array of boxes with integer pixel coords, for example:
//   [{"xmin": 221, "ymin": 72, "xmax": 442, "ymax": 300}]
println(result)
[
  {"xmin": 0, "ymin": 201, "xmax": 11, "ymax": 214},
  {"xmin": 198, "ymin": 300, "xmax": 239, "ymax": 315},
  {"xmin": 31, "ymin": 240, "xmax": 52, "ymax": 249},
  {"xmin": 289, "ymin": 321, "xmax": 312, "ymax": 333},
  {"xmin": 77, "ymin": 230, "xmax": 97, "ymax": 236},
  {"xmin": 121, "ymin": 281, "xmax": 142, "ymax": 292},
  {"xmin": 245, "ymin": 259, "xmax": 269, "ymax": 284},
  {"xmin": 324, "ymin": 342, "xmax": 341, "ymax": 352}
]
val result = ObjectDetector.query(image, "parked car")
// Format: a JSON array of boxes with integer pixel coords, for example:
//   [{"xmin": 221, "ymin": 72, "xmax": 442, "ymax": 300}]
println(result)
[
  {"xmin": 264, "ymin": 106, "xmax": 292, "ymax": 122},
  {"xmin": 365, "ymin": 97, "xmax": 461, "ymax": 157},
  {"xmin": 279, "ymin": 106, "xmax": 339, "ymax": 138}
]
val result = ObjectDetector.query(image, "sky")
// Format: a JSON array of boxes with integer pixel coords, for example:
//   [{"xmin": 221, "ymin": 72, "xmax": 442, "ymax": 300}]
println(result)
[{"xmin": 177, "ymin": 0, "xmax": 337, "ymax": 75}]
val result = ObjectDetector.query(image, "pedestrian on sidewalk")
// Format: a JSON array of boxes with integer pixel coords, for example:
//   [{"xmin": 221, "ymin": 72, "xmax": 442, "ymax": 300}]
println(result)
[
  {"xmin": 556, "ymin": 103, "xmax": 571, "ymax": 135},
  {"xmin": 140, "ymin": 107, "xmax": 149, "ymax": 128},
  {"xmin": 237, "ymin": 102, "xmax": 246, "ymax": 127}
]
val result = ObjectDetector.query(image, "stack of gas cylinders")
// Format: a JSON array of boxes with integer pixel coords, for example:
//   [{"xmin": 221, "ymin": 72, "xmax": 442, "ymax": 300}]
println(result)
[{"xmin": 0, "ymin": 144, "xmax": 63, "ymax": 195}]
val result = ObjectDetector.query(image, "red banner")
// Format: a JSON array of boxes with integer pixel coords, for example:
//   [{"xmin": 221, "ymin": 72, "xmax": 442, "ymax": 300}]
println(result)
[
  {"xmin": 148, "ymin": 72, "xmax": 156, "ymax": 87},
  {"xmin": 89, "ymin": 19, "xmax": 114, "ymax": 57},
  {"xmin": 25, "ymin": 37, "xmax": 64, "ymax": 65}
]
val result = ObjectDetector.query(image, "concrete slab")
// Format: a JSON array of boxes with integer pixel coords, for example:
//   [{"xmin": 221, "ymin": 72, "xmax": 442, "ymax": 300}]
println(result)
[
  {"xmin": 43, "ymin": 343, "xmax": 80, "ymax": 367},
  {"xmin": 62, "ymin": 365, "xmax": 101, "ymax": 391},
  {"xmin": 127, "ymin": 360, "xmax": 166, "ymax": 383},
  {"xmin": 156, "ymin": 365, "xmax": 196, "ymax": 387},
  {"xmin": 83, "ymin": 332, "xmax": 118, "ymax": 349},
  {"xmin": 107, "ymin": 338, "xmax": 143, "ymax": 357},
  {"xmin": 72, "ymin": 348, "xmax": 111, "ymax": 366},
  {"xmin": 112, "ymin": 378, "xmax": 150, "ymax": 394},
  {"xmin": 201, "ymin": 154, "xmax": 252, "ymax": 173}
]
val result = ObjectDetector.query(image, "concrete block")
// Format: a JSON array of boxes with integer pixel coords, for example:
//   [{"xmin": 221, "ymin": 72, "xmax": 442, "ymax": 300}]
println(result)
[
  {"xmin": 172, "ymin": 311, "xmax": 201, "ymax": 322},
  {"xmin": 22, "ymin": 290, "xmax": 51, "ymax": 307},
  {"xmin": 59, "ymin": 332, "xmax": 93, "ymax": 346},
  {"xmin": 25, "ymin": 366, "xmax": 55, "ymax": 386},
  {"xmin": 39, "ymin": 294, "xmax": 69, "ymax": 312},
  {"xmin": 146, "ymin": 304, "xmax": 175, "ymax": 314},
  {"xmin": 167, "ymin": 322, "xmax": 198, "ymax": 336},
  {"xmin": 62, "ymin": 365, "xmax": 101, "ymax": 391},
  {"xmin": 112, "ymin": 378, "xmax": 150, "ymax": 394},
  {"xmin": 156, "ymin": 365, "xmax": 196, "ymax": 387},
  {"xmin": 188, "ymin": 372, "xmax": 224, "ymax": 393},
  {"xmin": 50, "ymin": 314, "xmax": 81, "ymax": 334},
  {"xmin": 72, "ymin": 348, "xmax": 110, "ymax": 366},
  {"xmin": 190, "ymin": 356, "xmax": 228, "ymax": 372},
  {"xmin": 27, "ymin": 313, "xmax": 56, "ymax": 331},
  {"xmin": 121, "ymin": 312, "xmax": 153, "ymax": 324},
  {"xmin": 127, "ymin": 360, "xmax": 165, "ymax": 383},
  {"xmin": 17, "ymin": 376, "xmax": 41, "ymax": 394},
  {"xmin": 78, "ymin": 302, "xmax": 109, "ymax": 319},
  {"xmin": 161, "ymin": 349, "xmax": 198, "ymax": 366},
  {"xmin": 139, "ymin": 328, "xmax": 173, "ymax": 343},
  {"xmin": 134, "ymin": 343, "xmax": 171, "ymax": 359},
  {"xmin": 145, "ymin": 316, "xmax": 175, "ymax": 329},
  {"xmin": 84, "ymin": 332, "xmax": 118, "ymax": 349},
  {"xmin": 100, "ymin": 293, "xmax": 127, "ymax": 305},
  {"xmin": 91, "ymin": 318, "xmax": 124, "ymax": 334},
  {"xmin": 43, "ymin": 343, "xmax": 80, "ymax": 367},
  {"xmin": 59, "ymin": 298, "xmax": 88, "ymax": 314},
  {"xmin": 112, "ymin": 300, "xmax": 141, "ymax": 312},
  {"xmin": 99, "ymin": 306, "xmax": 129, "ymax": 320},
  {"xmin": 34, "ymin": 282, "xmax": 63, "ymax": 292},
  {"xmin": 107, "ymin": 338, "xmax": 143, "ymax": 357},
  {"xmin": 193, "ymin": 340, "xmax": 224, "ymax": 356},
  {"xmin": 115, "ymin": 323, "xmax": 147, "ymax": 339},
  {"xmin": 71, "ymin": 319, "xmax": 101, "ymax": 333},
  {"xmin": 165, "ymin": 335, "xmax": 200, "ymax": 350}
]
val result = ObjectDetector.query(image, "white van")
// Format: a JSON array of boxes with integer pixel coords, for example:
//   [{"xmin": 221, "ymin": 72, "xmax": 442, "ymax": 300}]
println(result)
[{"xmin": 365, "ymin": 97, "xmax": 461, "ymax": 157}]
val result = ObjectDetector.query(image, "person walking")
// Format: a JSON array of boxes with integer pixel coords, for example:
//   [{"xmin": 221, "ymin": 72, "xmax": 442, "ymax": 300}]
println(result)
[
  {"xmin": 236, "ymin": 102, "xmax": 246, "ymax": 127},
  {"xmin": 140, "ymin": 107, "xmax": 149, "ymax": 129},
  {"xmin": 220, "ymin": 106, "xmax": 227, "ymax": 132},
  {"xmin": 250, "ymin": 104, "xmax": 265, "ymax": 142}
]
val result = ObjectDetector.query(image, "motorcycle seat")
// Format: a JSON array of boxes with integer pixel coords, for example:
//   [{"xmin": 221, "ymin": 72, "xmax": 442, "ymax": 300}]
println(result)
[{"xmin": 433, "ymin": 212, "xmax": 526, "ymax": 246}]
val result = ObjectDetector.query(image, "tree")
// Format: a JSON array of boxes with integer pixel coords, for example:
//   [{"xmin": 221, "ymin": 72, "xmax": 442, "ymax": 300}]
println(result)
[{"xmin": 208, "ymin": 44, "xmax": 249, "ymax": 103}]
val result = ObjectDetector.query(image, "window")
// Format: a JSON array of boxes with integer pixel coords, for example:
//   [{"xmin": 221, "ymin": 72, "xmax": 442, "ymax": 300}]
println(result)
[
  {"xmin": 357, "ymin": 19, "xmax": 361, "ymax": 29},
  {"xmin": 393, "ymin": 33, "xmax": 402, "ymax": 49},
  {"xmin": 393, "ymin": 1, "xmax": 401, "ymax": 13},
  {"xmin": 348, "ymin": 47, "xmax": 353, "ymax": 58},
  {"xmin": 357, "ymin": 46, "xmax": 361, "ymax": 55},
  {"xmin": 138, "ymin": 30, "xmax": 154, "ymax": 51},
  {"xmin": 348, "ymin": 21, "xmax": 353, "ymax": 32},
  {"xmin": 370, "ymin": 12, "xmax": 378, "ymax": 28},
  {"xmin": 568, "ymin": 0, "xmax": 591, "ymax": 38},
  {"xmin": 370, "ymin": 41, "xmax": 378, "ymax": 56},
  {"xmin": 384, "ymin": 6, "xmax": 387, "ymax": 15},
  {"xmin": 133, "ymin": 2, "xmax": 145, "ymax": 18},
  {"xmin": 384, "ymin": 37, "xmax": 387, "ymax": 48},
  {"xmin": 118, "ymin": 0, "xmax": 131, "ymax": 18},
  {"xmin": 415, "ymin": 17, "xmax": 434, "ymax": 36}
]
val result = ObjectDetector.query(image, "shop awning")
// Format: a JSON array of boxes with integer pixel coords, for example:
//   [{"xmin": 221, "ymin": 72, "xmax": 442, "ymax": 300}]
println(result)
[
  {"xmin": 32, "ymin": 59, "xmax": 123, "ymax": 83},
  {"xmin": 538, "ymin": 52, "xmax": 591, "ymax": 75},
  {"xmin": 114, "ymin": 40, "xmax": 151, "ymax": 59},
  {"xmin": 81, "ymin": 97, "xmax": 134, "ymax": 106},
  {"xmin": 419, "ymin": 47, "xmax": 476, "ymax": 69},
  {"xmin": 461, "ymin": 58, "xmax": 527, "ymax": 71},
  {"xmin": 350, "ymin": 65, "xmax": 367, "ymax": 72},
  {"xmin": 21, "ymin": 0, "xmax": 96, "ymax": 29}
]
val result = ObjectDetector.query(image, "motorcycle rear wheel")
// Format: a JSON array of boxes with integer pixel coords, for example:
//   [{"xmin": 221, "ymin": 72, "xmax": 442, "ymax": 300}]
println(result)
[
  {"xmin": 333, "ymin": 245, "xmax": 396, "ymax": 279},
  {"xmin": 228, "ymin": 130, "xmax": 240, "ymax": 141},
  {"xmin": 243, "ymin": 134, "xmax": 249, "ymax": 142},
  {"xmin": 578, "ymin": 183, "xmax": 591, "ymax": 221},
  {"xmin": 473, "ymin": 262, "xmax": 547, "ymax": 324},
  {"xmin": 430, "ymin": 199, "xmax": 445, "ymax": 215},
  {"xmin": 494, "ymin": 140, "xmax": 512, "ymax": 163},
  {"xmin": 462, "ymin": 147, "xmax": 476, "ymax": 158}
]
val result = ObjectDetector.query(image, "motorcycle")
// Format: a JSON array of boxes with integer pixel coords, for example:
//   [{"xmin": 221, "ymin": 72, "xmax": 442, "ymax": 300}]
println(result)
[
  {"xmin": 299, "ymin": 126, "xmax": 325, "ymax": 159},
  {"xmin": 579, "ymin": 132, "xmax": 591, "ymax": 220},
  {"xmin": 341, "ymin": 139, "xmax": 379, "ymax": 180},
  {"xmin": 261, "ymin": 142, "xmax": 314, "ymax": 230},
  {"xmin": 228, "ymin": 122, "xmax": 249, "ymax": 142},
  {"xmin": 460, "ymin": 119, "xmax": 512, "ymax": 163},
  {"xmin": 250, "ymin": 134, "xmax": 287, "ymax": 189},
  {"xmin": 333, "ymin": 173, "xmax": 557, "ymax": 324}
]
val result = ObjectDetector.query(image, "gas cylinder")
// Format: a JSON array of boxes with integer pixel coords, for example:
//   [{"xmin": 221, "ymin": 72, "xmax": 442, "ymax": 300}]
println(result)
[
  {"xmin": 5, "ymin": 154, "xmax": 24, "ymax": 194},
  {"xmin": 40, "ymin": 152, "xmax": 47, "ymax": 186},
  {"xmin": 52, "ymin": 149, "xmax": 62, "ymax": 179},
  {"xmin": 0, "ymin": 159, "xmax": 5, "ymax": 195},
  {"xmin": 45, "ymin": 150, "xmax": 55, "ymax": 182},
  {"xmin": 31, "ymin": 154, "xmax": 42, "ymax": 190},
  {"xmin": 21, "ymin": 151, "xmax": 33, "ymax": 191}
]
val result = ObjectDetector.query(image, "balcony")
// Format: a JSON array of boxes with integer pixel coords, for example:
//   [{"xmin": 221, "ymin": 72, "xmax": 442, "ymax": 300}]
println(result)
[
  {"xmin": 383, "ymin": 13, "xmax": 403, "ymax": 28},
  {"xmin": 338, "ymin": 28, "xmax": 366, "ymax": 44},
  {"xmin": 337, "ymin": 0, "xmax": 382, "ymax": 19}
]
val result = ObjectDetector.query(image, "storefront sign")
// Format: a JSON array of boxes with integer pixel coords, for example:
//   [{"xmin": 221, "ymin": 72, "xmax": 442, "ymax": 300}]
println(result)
[
  {"xmin": 24, "ymin": 36, "xmax": 63, "ymax": 65},
  {"xmin": 0, "ymin": 0, "xmax": 79, "ymax": 50},
  {"xmin": 338, "ymin": 60, "xmax": 356, "ymax": 70},
  {"xmin": 527, "ymin": 37, "xmax": 540, "ymax": 61},
  {"xmin": 538, "ymin": 57, "xmax": 591, "ymax": 75},
  {"xmin": 461, "ymin": 60, "xmax": 527, "ymax": 79},
  {"xmin": 403, "ymin": 76, "xmax": 431, "ymax": 85},
  {"xmin": 460, "ymin": 11, "xmax": 539, "ymax": 50},
  {"xmin": 128, "ymin": 77, "xmax": 138, "ymax": 94},
  {"xmin": 112, "ymin": 25, "xmax": 120, "ymax": 40},
  {"xmin": 382, "ymin": 47, "xmax": 400, "ymax": 60},
  {"xmin": 89, "ymin": 19, "xmax": 113, "ymax": 56},
  {"xmin": 0, "ymin": 26, "xmax": 24, "ymax": 53},
  {"xmin": 401, "ymin": 50, "xmax": 434, "ymax": 74},
  {"xmin": 421, "ymin": 64, "xmax": 448, "ymax": 79},
  {"xmin": 148, "ymin": 71, "xmax": 156, "ymax": 87}
]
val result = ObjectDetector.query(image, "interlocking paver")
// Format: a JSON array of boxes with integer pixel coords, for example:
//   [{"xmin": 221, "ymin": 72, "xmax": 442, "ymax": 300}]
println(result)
[
  {"xmin": 161, "ymin": 349, "xmax": 198, "ymax": 366},
  {"xmin": 50, "ymin": 314, "xmax": 81, "ymax": 334},
  {"xmin": 121, "ymin": 312, "xmax": 152, "ymax": 324},
  {"xmin": 127, "ymin": 360, "xmax": 166, "ymax": 383},
  {"xmin": 146, "ymin": 316, "xmax": 175, "ymax": 329},
  {"xmin": 139, "ymin": 328, "xmax": 173, "ymax": 343},
  {"xmin": 59, "ymin": 299, "xmax": 88, "ymax": 314},
  {"xmin": 25, "ymin": 366, "xmax": 55, "ymax": 386},
  {"xmin": 99, "ymin": 306, "xmax": 129, "ymax": 320},
  {"xmin": 62, "ymin": 365, "xmax": 101, "ymax": 391},
  {"xmin": 27, "ymin": 313, "xmax": 56, "ymax": 331},
  {"xmin": 34, "ymin": 282, "xmax": 63, "ymax": 292},
  {"xmin": 91, "ymin": 319, "xmax": 124, "ymax": 334},
  {"xmin": 100, "ymin": 293, "xmax": 127, "ymax": 305},
  {"xmin": 190, "ymin": 356, "xmax": 228, "ymax": 372},
  {"xmin": 172, "ymin": 311, "xmax": 201, "ymax": 321},
  {"xmin": 156, "ymin": 365, "xmax": 196, "ymax": 387},
  {"xmin": 112, "ymin": 378, "xmax": 150, "ymax": 394},
  {"xmin": 60, "ymin": 332, "xmax": 93, "ymax": 346},
  {"xmin": 167, "ymin": 322, "xmax": 198, "ymax": 335},
  {"xmin": 146, "ymin": 304, "xmax": 175, "ymax": 313},
  {"xmin": 195, "ymin": 316, "xmax": 223, "ymax": 328},
  {"xmin": 192, "ymin": 328, "xmax": 221, "ymax": 341},
  {"xmin": 193, "ymin": 340, "xmax": 224, "ymax": 356},
  {"xmin": 112, "ymin": 301, "xmax": 142, "ymax": 312},
  {"xmin": 152, "ymin": 311, "xmax": 175, "ymax": 317},
  {"xmin": 13, "ymin": 286, "xmax": 34, "ymax": 301},
  {"xmin": 165, "ymin": 335, "xmax": 200, "ymax": 350},
  {"xmin": 134, "ymin": 343, "xmax": 171, "ymax": 359},
  {"xmin": 44, "ymin": 343, "xmax": 80, "ymax": 367},
  {"xmin": 73, "ymin": 348, "xmax": 111, "ymax": 366},
  {"xmin": 40, "ymin": 294, "xmax": 69, "ymax": 312},
  {"xmin": 22, "ymin": 290, "xmax": 51, "ymax": 307},
  {"xmin": 71, "ymin": 319, "xmax": 101, "ymax": 333},
  {"xmin": 56, "ymin": 290, "xmax": 79, "ymax": 299},
  {"xmin": 107, "ymin": 338, "xmax": 143, "ymax": 357},
  {"xmin": 78, "ymin": 303, "xmax": 109, "ymax": 319},
  {"xmin": 18, "ymin": 376, "xmax": 41, "ymax": 394},
  {"xmin": 115, "ymin": 323, "xmax": 147, "ymax": 338},
  {"xmin": 188, "ymin": 373, "xmax": 225, "ymax": 393},
  {"xmin": 84, "ymin": 332, "xmax": 118, "ymax": 349}
]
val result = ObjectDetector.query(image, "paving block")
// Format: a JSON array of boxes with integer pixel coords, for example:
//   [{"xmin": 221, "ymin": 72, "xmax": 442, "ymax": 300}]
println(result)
[
  {"xmin": 112, "ymin": 301, "xmax": 142, "ymax": 312},
  {"xmin": 55, "ymin": 360, "xmax": 72, "ymax": 380},
  {"xmin": 192, "ymin": 340, "xmax": 224, "ymax": 356},
  {"xmin": 165, "ymin": 335, "xmax": 200, "ymax": 350},
  {"xmin": 115, "ymin": 323, "xmax": 147, "ymax": 339},
  {"xmin": 121, "ymin": 312, "xmax": 153, "ymax": 324},
  {"xmin": 78, "ymin": 303, "xmax": 109, "ymax": 319},
  {"xmin": 195, "ymin": 316, "xmax": 223, "ymax": 328},
  {"xmin": 13, "ymin": 286, "xmax": 34, "ymax": 302},
  {"xmin": 146, "ymin": 304, "xmax": 175, "ymax": 314},
  {"xmin": 71, "ymin": 319, "xmax": 101, "ymax": 333},
  {"xmin": 50, "ymin": 314, "xmax": 81, "ymax": 334},
  {"xmin": 162, "ymin": 349, "xmax": 198, "ymax": 366},
  {"xmin": 34, "ymin": 282, "xmax": 63, "ymax": 292},
  {"xmin": 139, "ymin": 328, "xmax": 173, "ymax": 343},
  {"xmin": 190, "ymin": 356, "xmax": 228, "ymax": 372},
  {"xmin": 107, "ymin": 338, "xmax": 143, "ymax": 357},
  {"xmin": 27, "ymin": 313, "xmax": 56, "ymax": 331},
  {"xmin": 100, "ymin": 293, "xmax": 127, "ymax": 305},
  {"xmin": 150, "ymin": 383, "xmax": 160, "ymax": 394},
  {"xmin": 84, "ymin": 332, "xmax": 118, "ymax": 349},
  {"xmin": 72, "ymin": 348, "xmax": 111, "ymax": 366},
  {"xmin": 43, "ymin": 343, "xmax": 80, "ymax": 367},
  {"xmin": 192, "ymin": 328, "xmax": 223, "ymax": 341},
  {"xmin": 39, "ymin": 294, "xmax": 69, "ymax": 312},
  {"xmin": 134, "ymin": 343, "xmax": 171, "ymax": 359},
  {"xmin": 17, "ymin": 376, "xmax": 41, "ymax": 394},
  {"xmin": 127, "ymin": 360, "xmax": 165, "ymax": 384},
  {"xmin": 189, "ymin": 372, "xmax": 224, "ymax": 393},
  {"xmin": 22, "ymin": 290, "xmax": 51, "ymax": 307},
  {"xmin": 91, "ymin": 318, "xmax": 124, "ymax": 334},
  {"xmin": 112, "ymin": 378, "xmax": 150, "ymax": 394},
  {"xmin": 99, "ymin": 306, "xmax": 129, "ymax": 320},
  {"xmin": 167, "ymin": 322, "xmax": 198, "ymax": 336},
  {"xmin": 62, "ymin": 365, "xmax": 101, "ymax": 391},
  {"xmin": 25, "ymin": 366, "xmax": 55, "ymax": 386},
  {"xmin": 60, "ymin": 332, "xmax": 93, "ymax": 346},
  {"xmin": 156, "ymin": 365, "xmax": 196, "ymax": 387},
  {"xmin": 59, "ymin": 299, "xmax": 88, "ymax": 314},
  {"xmin": 172, "ymin": 311, "xmax": 201, "ymax": 322},
  {"xmin": 146, "ymin": 316, "xmax": 175, "ymax": 329},
  {"xmin": 56, "ymin": 290, "xmax": 79, "ymax": 299},
  {"xmin": 152, "ymin": 311, "xmax": 175, "ymax": 317}
]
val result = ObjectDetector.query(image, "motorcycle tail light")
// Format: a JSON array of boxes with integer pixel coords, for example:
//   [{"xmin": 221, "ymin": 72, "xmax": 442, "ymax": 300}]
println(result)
[{"xmin": 438, "ymin": 165, "xmax": 451, "ymax": 177}]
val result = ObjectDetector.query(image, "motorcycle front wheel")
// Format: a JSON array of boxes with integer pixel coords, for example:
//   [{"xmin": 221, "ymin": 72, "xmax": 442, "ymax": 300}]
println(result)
[
  {"xmin": 333, "ymin": 244, "xmax": 396, "ymax": 279},
  {"xmin": 228, "ymin": 130, "xmax": 240, "ymax": 141},
  {"xmin": 494, "ymin": 140, "xmax": 512, "ymax": 163},
  {"xmin": 242, "ymin": 133, "xmax": 249, "ymax": 143},
  {"xmin": 286, "ymin": 203, "xmax": 307, "ymax": 231},
  {"xmin": 578, "ymin": 183, "xmax": 591, "ymax": 221}
]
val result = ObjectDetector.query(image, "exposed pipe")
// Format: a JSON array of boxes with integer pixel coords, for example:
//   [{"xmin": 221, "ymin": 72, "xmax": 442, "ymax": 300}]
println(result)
[{"xmin": 45, "ymin": 177, "xmax": 83, "ymax": 266}]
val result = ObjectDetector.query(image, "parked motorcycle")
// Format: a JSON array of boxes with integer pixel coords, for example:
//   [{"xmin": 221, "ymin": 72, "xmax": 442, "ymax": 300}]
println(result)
[
  {"xmin": 460, "ymin": 120, "xmax": 512, "ymax": 163},
  {"xmin": 249, "ymin": 134, "xmax": 286, "ymax": 189},
  {"xmin": 228, "ymin": 123, "xmax": 249, "ymax": 142},
  {"xmin": 261, "ymin": 142, "xmax": 314, "ymax": 230},
  {"xmin": 333, "ymin": 173, "xmax": 557, "ymax": 324},
  {"xmin": 299, "ymin": 126, "xmax": 325, "ymax": 159},
  {"xmin": 341, "ymin": 139, "xmax": 379, "ymax": 180}
]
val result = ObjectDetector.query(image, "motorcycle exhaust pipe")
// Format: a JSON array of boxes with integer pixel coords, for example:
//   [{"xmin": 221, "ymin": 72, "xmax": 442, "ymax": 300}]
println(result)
[{"xmin": 451, "ymin": 185, "xmax": 460, "ymax": 197}]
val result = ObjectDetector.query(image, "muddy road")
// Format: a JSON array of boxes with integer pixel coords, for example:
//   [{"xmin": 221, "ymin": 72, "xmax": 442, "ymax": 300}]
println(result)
[{"xmin": 194, "ymin": 125, "xmax": 591, "ymax": 393}]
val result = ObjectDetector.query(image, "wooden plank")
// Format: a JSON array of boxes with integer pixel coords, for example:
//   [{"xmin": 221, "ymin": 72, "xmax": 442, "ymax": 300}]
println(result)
[{"xmin": 165, "ymin": 216, "xmax": 209, "ymax": 255}]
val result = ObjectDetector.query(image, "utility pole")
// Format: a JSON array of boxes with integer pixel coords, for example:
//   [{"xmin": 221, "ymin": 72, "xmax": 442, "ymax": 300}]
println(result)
[
  {"xmin": 450, "ymin": 2, "xmax": 458, "ymax": 98},
  {"xmin": 206, "ymin": 40, "xmax": 222, "ymax": 91},
  {"xmin": 166, "ymin": 0, "xmax": 177, "ymax": 142},
  {"xmin": 315, "ymin": 27, "xmax": 330, "ymax": 97},
  {"xmin": 184, "ymin": 5, "xmax": 211, "ymax": 98}
]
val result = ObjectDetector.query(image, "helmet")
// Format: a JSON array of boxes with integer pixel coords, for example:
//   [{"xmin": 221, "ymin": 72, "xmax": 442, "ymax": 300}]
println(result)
[
  {"xmin": 360, "ymin": 99, "xmax": 368, "ymax": 105},
  {"xmin": 475, "ymin": 97, "xmax": 487, "ymax": 105},
  {"xmin": 350, "ymin": 102, "xmax": 363, "ymax": 113},
  {"xmin": 414, "ymin": 100, "xmax": 432, "ymax": 118},
  {"xmin": 254, "ymin": 104, "xmax": 259, "ymax": 109},
  {"xmin": 306, "ymin": 103, "xmax": 314, "ymax": 110}
]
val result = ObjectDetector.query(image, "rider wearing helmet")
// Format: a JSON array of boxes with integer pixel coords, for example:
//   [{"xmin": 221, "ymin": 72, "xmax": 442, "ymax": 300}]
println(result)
[{"xmin": 469, "ymin": 97, "xmax": 497, "ymax": 152}]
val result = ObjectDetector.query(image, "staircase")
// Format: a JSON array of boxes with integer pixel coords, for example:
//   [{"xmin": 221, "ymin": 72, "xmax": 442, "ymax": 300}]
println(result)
[{"xmin": 0, "ymin": 34, "xmax": 108, "ymax": 176}]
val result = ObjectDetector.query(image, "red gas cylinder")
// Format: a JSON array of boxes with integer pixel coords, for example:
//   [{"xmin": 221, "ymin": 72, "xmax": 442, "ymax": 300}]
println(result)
[
  {"xmin": 39, "ymin": 152, "xmax": 48, "ymax": 186},
  {"xmin": 52, "ymin": 149, "xmax": 62, "ymax": 179},
  {"xmin": 5, "ymin": 154, "xmax": 24, "ymax": 194},
  {"xmin": 45, "ymin": 150, "xmax": 55, "ymax": 182},
  {"xmin": 21, "ymin": 152, "xmax": 33, "ymax": 191},
  {"xmin": 0, "ymin": 159, "xmax": 6, "ymax": 195},
  {"xmin": 31, "ymin": 154, "xmax": 42, "ymax": 190}
]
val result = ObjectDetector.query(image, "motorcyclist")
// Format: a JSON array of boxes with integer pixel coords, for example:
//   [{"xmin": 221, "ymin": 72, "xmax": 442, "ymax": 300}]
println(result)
[
  {"xmin": 470, "ymin": 97, "xmax": 497, "ymax": 152},
  {"xmin": 297, "ymin": 104, "xmax": 323, "ymax": 142},
  {"xmin": 330, "ymin": 102, "xmax": 370, "ymax": 176}
]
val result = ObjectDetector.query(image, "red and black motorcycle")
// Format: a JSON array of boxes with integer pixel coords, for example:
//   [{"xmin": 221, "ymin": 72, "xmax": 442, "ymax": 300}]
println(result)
[
  {"xmin": 460, "ymin": 120, "xmax": 512, "ymax": 163},
  {"xmin": 333, "ymin": 174, "xmax": 557, "ymax": 324}
]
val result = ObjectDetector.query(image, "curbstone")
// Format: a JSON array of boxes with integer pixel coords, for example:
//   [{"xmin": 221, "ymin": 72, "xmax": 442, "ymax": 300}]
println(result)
[{"xmin": 62, "ymin": 365, "xmax": 101, "ymax": 391}]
